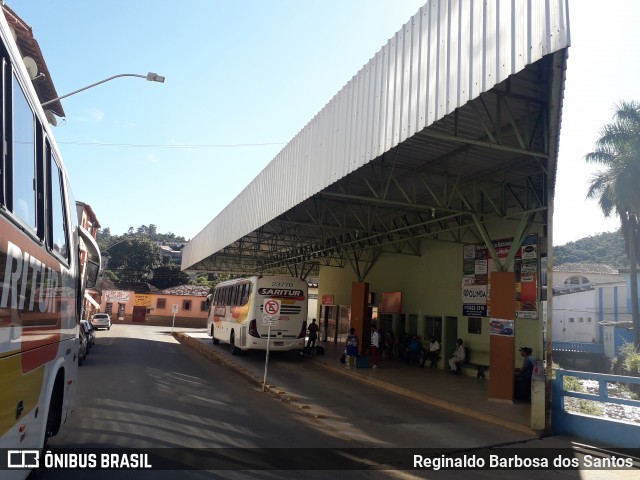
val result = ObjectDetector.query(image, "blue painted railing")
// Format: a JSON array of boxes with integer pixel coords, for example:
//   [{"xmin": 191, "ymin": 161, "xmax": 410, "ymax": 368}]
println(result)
[
  {"xmin": 552, "ymin": 369, "xmax": 640, "ymax": 447},
  {"xmin": 552, "ymin": 341, "xmax": 604, "ymax": 354}
]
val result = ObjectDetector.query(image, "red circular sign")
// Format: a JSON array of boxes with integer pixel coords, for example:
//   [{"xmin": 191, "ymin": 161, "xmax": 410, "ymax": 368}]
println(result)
[{"xmin": 264, "ymin": 300, "xmax": 280, "ymax": 315}]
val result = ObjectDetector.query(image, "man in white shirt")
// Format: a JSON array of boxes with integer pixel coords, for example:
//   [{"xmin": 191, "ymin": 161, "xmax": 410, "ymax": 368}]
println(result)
[
  {"xmin": 419, "ymin": 336, "xmax": 440, "ymax": 368},
  {"xmin": 449, "ymin": 338, "xmax": 466, "ymax": 373},
  {"xmin": 370, "ymin": 325, "xmax": 380, "ymax": 368}
]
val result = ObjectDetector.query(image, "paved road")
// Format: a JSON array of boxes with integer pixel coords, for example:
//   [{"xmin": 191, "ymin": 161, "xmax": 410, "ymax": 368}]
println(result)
[
  {"xmin": 195, "ymin": 334, "xmax": 530, "ymax": 449},
  {"xmin": 25, "ymin": 325, "xmax": 637, "ymax": 480}
]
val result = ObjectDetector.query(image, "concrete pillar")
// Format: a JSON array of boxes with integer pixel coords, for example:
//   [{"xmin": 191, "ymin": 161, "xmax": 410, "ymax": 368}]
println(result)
[
  {"xmin": 531, "ymin": 360, "xmax": 546, "ymax": 430},
  {"xmin": 351, "ymin": 282, "xmax": 369, "ymax": 354},
  {"xmin": 488, "ymin": 271, "xmax": 516, "ymax": 402}
]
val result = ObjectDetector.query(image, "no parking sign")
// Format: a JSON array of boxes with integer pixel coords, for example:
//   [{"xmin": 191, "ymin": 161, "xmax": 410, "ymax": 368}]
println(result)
[{"xmin": 262, "ymin": 299, "xmax": 281, "ymax": 325}]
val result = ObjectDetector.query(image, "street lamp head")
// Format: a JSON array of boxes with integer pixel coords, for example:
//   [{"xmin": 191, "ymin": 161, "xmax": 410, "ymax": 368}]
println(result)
[{"xmin": 146, "ymin": 72, "xmax": 165, "ymax": 83}]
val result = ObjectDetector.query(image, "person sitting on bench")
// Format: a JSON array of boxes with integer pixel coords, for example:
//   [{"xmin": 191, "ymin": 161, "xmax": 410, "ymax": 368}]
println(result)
[
  {"xmin": 419, "ymin": 336, "xmax": 440, "ymax": 368},
  {"xmin": 514, "ymin": 347, "xmax": 534, "ymax": 401},
  {"xmin": 449, "ymin": 338, "xmax": 466, "ymax": 374},
  {"xmin": 404, "ymin": 335, "xmax": 422, "ymax": 364}
]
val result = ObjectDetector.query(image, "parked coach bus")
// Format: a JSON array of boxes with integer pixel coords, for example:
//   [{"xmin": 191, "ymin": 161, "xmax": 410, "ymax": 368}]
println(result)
[
  {"xmin": 206, "ymin": 276, "xmax": 308, "ymax": 354},
  {"xmin": 0, "ymin": 11, "xmax": 101, "ymax": 478}
]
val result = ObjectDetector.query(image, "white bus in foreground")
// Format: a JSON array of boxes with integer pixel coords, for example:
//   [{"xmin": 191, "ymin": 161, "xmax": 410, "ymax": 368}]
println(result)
[
  {"xmin": 206, "ymin": 276, "xmax": 308, "ymax": 354},
  {"xmin": 0, "ymin": 8, "xmax": 101, "ymax": 479}
]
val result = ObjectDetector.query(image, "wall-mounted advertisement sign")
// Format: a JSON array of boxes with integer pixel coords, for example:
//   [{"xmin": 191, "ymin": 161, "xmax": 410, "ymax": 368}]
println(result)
[
  {"xmin": 462, "ymin": 285, "xmax": 487, "ymax": 317},
  {"xmin": 105, "ymin": 290, "xmax": 130, "ymax": 303},
  {"xmin": 490, "ymin": 318, "xmax": 515, "ymax": 336},
  {"xmin": 462, "ymin": 234, "xmax": 538, "ymax": 319},
  {"xmin": 134, "ymin": 294, "xmax": 152, "ymax": 307},
  {"xmin": 321, "ymin": 294, "xmax": 335, "ymax": 305},
  {"xmin": 381, "ymin": 292, "xmax": 402, "ymax": 313}
]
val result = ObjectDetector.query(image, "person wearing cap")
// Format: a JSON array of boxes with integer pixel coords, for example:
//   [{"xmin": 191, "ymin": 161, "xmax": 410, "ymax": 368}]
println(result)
[{"xmin": 515, "ymin": 347, "xmax": 535, "ymax": 401}]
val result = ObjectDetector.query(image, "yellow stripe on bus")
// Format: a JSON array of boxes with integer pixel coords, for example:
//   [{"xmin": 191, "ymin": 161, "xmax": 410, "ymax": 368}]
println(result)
[{"xmin": 0, "ymin": 355, "xmax": 44, "ymax": 436}]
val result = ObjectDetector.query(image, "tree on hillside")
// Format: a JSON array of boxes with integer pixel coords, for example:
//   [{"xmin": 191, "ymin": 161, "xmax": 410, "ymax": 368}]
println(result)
[
  {"xmin": 586, "ymin": 100, "xmax": 640, "ymax": 348},
  {"xmin": 106, "ymin": 238, "xmax": 162, "ymax": 281},
  {"xmin": 553, "ymin": 230, "xmax": 626, "ymax": 267},
  {"xmin": 151, "ymin": 264, "xmax": 191, "ymax": 290}
]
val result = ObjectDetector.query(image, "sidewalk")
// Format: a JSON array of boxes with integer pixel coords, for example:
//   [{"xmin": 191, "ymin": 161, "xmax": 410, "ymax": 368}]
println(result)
[
  {"xmin": 302, "ymin": 340, "xmax": 535, "ymax": 435},
  {"xmin": 174, "ymin": 329, "xmax": 534, "ymax": 436}
]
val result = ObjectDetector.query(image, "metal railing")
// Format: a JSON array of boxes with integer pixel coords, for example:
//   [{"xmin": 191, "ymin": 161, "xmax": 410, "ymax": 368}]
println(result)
[
  {"xmin": 552, "ymin": 369, "xmax": 640, "ymax": 447},
  {"xmin": 552, "ymin": 341, "xmax": 604, "ymax": 354}
]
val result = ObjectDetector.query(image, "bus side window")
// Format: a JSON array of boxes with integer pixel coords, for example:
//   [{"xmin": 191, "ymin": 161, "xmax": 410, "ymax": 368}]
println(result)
[
  {"xmin": 48, "ymin": 150, "xmax": 69, "ymax": 260},
  {"xmin": 11, "ymin": 74, "xmax": 37, "ymax": 232},
  {"xmin": 233, "ymin": 285, "xmax": 239, "ymax": 306},
  {"xmin": 240, "ymin": 284, "xmax": 248, "ymax": 305}
]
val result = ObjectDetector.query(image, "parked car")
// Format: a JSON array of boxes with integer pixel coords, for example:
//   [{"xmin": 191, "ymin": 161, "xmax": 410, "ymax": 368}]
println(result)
[
  {"xmin": 91, "ymin": 313, "xmax": 111, "ymax": 330},
  {"xmin": 80, "ymin": 320, "xmax": 96, "ymax": 350},
  {"xmin": 78, "ymin": 325, "xmax": 88, "ymax": 365}
]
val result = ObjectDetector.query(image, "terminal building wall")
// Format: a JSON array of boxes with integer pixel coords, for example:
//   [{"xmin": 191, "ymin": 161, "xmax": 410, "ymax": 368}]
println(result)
[{"xmin": 318, "ymin": 223, "xmax": 545, "ymax": 372}]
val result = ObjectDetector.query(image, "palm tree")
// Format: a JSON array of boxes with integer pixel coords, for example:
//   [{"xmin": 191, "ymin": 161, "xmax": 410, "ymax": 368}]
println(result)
[{"xmin": 586, "ymin": 100, "xmax": 640, "ymax": 348}]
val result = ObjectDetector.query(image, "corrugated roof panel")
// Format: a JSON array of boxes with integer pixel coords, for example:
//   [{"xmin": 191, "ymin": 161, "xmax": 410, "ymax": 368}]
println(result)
[
  {"xmin": 182, "ymin": 0, "xmax": 570, "ymax": 271},
  {"xmin": 498, "ymin": 0, "xmax": 512, "ymax": 81},
  {"xmin": 469, "ymin": 1, "xmax": 483, "ymax": 100},
  {"xmin": 512, "ymin": 0, "xmax": 529, "ymax": 74}
]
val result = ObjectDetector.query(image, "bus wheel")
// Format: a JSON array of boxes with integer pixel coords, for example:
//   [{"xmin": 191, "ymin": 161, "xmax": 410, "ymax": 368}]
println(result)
[
  {"xmin": 229, "ymin": 331, "xmax": 240, "ymax": 355},
  {"xmin": 211, "ymin": 327, "xmax": 220, "ymax": 344},
  {"xmin": 45, "ymin": 372, "xmax": 64, "ymax": 444}
]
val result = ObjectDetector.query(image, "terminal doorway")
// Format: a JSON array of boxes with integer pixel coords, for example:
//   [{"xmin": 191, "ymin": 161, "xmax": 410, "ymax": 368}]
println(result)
[
  {"xmin": 442, "ymin": 316, "xmax": 459, "ymax": 361},
  {"xmin": 322, "ymin": 305, "xmax": 351, "ymax": 343}
]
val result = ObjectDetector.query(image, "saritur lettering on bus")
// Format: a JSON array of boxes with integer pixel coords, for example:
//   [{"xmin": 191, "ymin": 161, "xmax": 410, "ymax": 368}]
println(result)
[{"xmin": 0, "ymin": 241, "xmax": 61, "ymax": 313}]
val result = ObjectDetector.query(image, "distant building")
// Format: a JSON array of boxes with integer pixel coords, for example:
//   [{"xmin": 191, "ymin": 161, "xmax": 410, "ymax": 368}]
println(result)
[
  {"xmin": 99, "ymin": 279, "xmax": 208, "ymax": 328},
  {"xmin": 544, "ymin": 263, "xmax": 629, "ymax": 349},
  {"xmin": 1, "ymin": 4, "xmax": 65, "ymax": 121},
  {"xmin": 158, "ymin": 243, "xmax": 183, "ymax": 263},
  {"xmin": 76, "ymin": 202, "xmax": 102, "ymax": 319}
]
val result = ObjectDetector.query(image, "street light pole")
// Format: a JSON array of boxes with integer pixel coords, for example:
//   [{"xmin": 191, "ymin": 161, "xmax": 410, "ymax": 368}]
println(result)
[{"xmin": 41, "ymin": 72, "xmax": 165, "ymax": 107}]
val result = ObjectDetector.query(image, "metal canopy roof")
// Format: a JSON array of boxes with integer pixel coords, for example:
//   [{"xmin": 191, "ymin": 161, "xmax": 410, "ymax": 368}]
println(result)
[{"xmin": 182, "ymin": 0, "xmax": 570, "ymax": 279}]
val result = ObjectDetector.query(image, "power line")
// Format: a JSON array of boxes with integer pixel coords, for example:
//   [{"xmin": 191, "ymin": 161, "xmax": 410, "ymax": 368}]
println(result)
[{"xmin": 57, "ymin": 140, "xmax": 287, "ymax": 149}]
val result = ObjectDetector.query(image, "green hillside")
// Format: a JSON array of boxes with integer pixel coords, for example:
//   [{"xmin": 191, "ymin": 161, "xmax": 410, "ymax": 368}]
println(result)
[{"xmin": 554, "ymin": 230, "xmax": 627, "ymax": 268}]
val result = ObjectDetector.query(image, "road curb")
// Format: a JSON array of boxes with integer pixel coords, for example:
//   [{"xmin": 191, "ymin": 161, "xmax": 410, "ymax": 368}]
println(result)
[{"xmin": 173, "ymin": 332, "xmax": 319, "ymax": 417}]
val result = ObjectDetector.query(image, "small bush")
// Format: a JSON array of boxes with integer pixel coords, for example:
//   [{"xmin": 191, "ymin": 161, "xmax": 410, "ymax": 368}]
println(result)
[
  {"xmin": 563, "ymin": 375, "xmax": 584, "ymax": 392},
  {"xmin": 618, "ymin": 343, "xmax": 640, "ymax": 375},
  {"xmin": 566, "ymin": 398, "xmax": 605, "ymax": 417}
]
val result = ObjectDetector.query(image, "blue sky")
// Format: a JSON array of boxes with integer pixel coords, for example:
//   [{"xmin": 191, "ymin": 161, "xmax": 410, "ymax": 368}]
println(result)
[{"xmin": 7, "ymin": 0, "xmax": 640, "ymax": 246}]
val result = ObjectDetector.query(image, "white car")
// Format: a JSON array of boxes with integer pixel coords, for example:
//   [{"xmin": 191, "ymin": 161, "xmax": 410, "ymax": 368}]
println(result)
[{"xmin": 91, "ymin": 313, "xmax": 112, "ymax": 330}]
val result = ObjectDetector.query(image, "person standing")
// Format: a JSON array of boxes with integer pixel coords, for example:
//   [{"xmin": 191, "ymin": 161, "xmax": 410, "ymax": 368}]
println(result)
[
  {"xmin": 370, "ymin": 324, "xmax": 380, "ymax": 368},
  {"xmin": 307, "ymin": 318, "xmax": 319, "ymax": 349},
  {"xmin": 448, "ymin": 338, "xmax": 465, "ymax": 374},
  {"xmin": 345, "ymin": 327, "xmax": 359, "ymax": 369}
]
